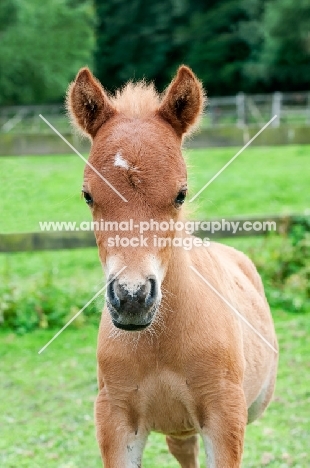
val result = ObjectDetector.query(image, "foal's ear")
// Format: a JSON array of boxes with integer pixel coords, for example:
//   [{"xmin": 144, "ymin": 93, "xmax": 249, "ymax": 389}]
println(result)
[
  {"xmin": 158, "ymin": 65, "xmax": 205, "ymax": 137},
  {"xmin": 66, "ymin": 67, "xmax": 116, "ymax": 138}
]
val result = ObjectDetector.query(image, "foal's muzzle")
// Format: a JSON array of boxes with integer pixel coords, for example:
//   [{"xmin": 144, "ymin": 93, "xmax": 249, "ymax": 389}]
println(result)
[{"xmin": 106, "ymin": 277, "xmax": 158, "ymax": 331}]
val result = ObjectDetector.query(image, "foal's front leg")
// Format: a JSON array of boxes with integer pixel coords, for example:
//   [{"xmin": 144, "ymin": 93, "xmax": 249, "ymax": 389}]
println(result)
[
  {"xmin": 95, "ymin": 389, "xmax": 147, "ymax": 467},
  {"xmin": 201, "ymin": 384, "xmax": 247, "ymax": 468}
]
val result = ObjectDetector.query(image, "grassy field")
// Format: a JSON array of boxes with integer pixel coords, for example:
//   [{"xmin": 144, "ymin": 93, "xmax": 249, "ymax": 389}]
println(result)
[
  {"xmin": 1, "ymin": 144, "xmax": 309, "ymax": 234},
  {"xmin": 1, "ymin": 145, "xmax": 309, "ymax": 466},
  {"xmin": 1, "ymin": 310, "xmax": 309, "ymax": 468}
]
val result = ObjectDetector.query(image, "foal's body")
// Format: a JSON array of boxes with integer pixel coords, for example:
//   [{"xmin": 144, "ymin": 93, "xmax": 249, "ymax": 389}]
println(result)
[
  {"xmin": 67, "ymin": 65, "xmax": 278, "ymax": 467},
  {"xmin": 96, "ymin": 241, "xmax": 277, "ymax": 467}
]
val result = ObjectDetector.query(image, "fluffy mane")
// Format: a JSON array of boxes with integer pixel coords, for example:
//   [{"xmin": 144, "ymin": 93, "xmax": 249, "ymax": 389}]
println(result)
[{"xmin": 110, "ymin": 81, "xmax": 161, "ymax": 118}]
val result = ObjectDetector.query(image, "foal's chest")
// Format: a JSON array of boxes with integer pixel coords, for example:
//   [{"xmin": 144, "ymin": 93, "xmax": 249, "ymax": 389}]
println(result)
[
  {"xmin": 106, "ymin": 368, "xmax": 198, "ymax": 436},
  {"xmin": 143, "ymin": 370, "xmax": 197, "ymax": 434}
]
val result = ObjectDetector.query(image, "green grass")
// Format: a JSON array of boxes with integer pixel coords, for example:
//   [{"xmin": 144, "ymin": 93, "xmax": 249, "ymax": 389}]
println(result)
[
  {"xmin": 1, "ymin": 309, "xmax": 309, "ymax": 467},
  {"xmin": 0, "ymin": 154, "xmax": 90, "ymax": 234},
  {"xmin": 1, "ymin": 248, "xmax": 102, "ymax": 290},
  {"xmin": 1, "ymin": 145, "xmax": 309, "ymax": 233},
  {"xmin": 186, "ymin": 145, "xmax": 310, "ymax": 219}
]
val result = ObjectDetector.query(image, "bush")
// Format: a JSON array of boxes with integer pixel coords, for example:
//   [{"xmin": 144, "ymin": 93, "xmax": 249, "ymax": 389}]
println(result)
[
  {"xmin": 250, "ymin": 217, "xmax": 310, "ymax": 313},
  {"xmin": 0, "ymin": 270, "xmax": 102, "ymax": 333}
]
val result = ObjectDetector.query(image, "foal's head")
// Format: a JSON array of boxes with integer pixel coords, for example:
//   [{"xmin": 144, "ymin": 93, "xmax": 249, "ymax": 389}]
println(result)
[{"xmin": 67, "ymin": 66, "xmax": 204, "ymax": 331}]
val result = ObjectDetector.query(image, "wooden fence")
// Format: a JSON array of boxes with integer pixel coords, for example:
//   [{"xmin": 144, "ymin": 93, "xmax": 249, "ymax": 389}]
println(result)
[
  {"xmin": 4, "ymin": 125, "xmax": 310, "ymax": 155},
  {"xmin": 0, "ymin": 214, "xmax": 306, "ymax": 253},
  {"xmin": 2, "ymin": 92, "xmax": 310, "ymax": 132}
]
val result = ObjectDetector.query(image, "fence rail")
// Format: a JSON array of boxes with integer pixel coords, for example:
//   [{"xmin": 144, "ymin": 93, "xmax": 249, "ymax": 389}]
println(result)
[
  {"xmin": 206, "ymin": 91, "xmax": 310, "ymax": 128},
  {"xmin": 0, "ymin": 214, "xmax": 306, "ymax": 253},
  {"xmin": 2, "ymin": 92, "xmax": 310, "ymax": 134}
]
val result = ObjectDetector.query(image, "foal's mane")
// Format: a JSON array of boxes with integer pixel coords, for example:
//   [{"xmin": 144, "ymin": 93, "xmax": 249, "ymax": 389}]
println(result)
[{"xmin": 110, "ymin": 81, "xmax": 161, "ymax": 118}]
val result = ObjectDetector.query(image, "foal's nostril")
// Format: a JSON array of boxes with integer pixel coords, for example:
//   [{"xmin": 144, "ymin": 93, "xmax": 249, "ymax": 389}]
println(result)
[
  {"xmin": 145, "ymin": 278, "xmax": 157, "ymax": 307},
  {"xmin": 107, "ymin": 279, "xmax": 120, "ymax": 308}
]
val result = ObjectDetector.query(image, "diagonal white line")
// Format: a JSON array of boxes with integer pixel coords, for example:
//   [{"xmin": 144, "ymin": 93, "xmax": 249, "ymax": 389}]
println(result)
[
  {"xmin": 39, "ymin": 114, "xmax": 128, "ymax": 203},
  {"xmin": 190, "ymin": 265, "xmax": 278, "ymax": 354},
  {"xmin": 189, "ymin": 115, "xmax": 278, "ymax": 203},
  {"xmin": 38, "ymin": 266, "xmax": 127, "ymax": 354}
]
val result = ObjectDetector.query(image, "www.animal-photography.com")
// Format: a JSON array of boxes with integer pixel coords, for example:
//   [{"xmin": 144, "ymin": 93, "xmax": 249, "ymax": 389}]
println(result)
[{"xmin": 1, "ymin": 1, "xmax": 309, "ymax": 467}]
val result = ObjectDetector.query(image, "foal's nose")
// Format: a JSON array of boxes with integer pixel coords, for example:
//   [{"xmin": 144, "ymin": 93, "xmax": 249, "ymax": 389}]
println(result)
[{"xmin": 107, "ymin": 277, "xmax": 157, "ymax": 314}]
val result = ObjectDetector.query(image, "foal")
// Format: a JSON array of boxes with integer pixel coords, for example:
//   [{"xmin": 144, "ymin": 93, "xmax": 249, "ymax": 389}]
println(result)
[{"xmin": 67, "ymin": 65, "xmax": 278, "ymax": 467}]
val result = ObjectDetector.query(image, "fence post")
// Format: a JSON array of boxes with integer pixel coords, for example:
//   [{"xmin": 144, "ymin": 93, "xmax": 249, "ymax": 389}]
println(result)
[
  {"xmin": 236, "ymin": 92, "xmax": 245, "ymax": 128},
  {"xmin": 307, "ymin": 93, "xmax": 310, "ymax": 125},
  {"xmin": 271, "ymin": 92, "xmax": 281, "ymax": 127}
]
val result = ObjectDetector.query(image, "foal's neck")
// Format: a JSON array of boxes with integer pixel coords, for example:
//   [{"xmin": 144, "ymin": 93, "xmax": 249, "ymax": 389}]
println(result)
[{"xmin": 162, "ymin": 245, "xmax": 193, "ymax": 307}]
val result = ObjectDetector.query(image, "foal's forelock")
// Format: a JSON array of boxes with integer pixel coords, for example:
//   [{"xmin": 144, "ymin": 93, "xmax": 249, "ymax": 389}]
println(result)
[{"xmin": 111, "ymin": 81, "xmax": 161, "ymax": 118}]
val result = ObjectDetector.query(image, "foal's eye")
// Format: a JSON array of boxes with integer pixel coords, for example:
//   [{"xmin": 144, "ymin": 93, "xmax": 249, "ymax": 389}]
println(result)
[
  {"xmin": 82, "ymin": 190, "xmax": 93, "ymax": 206},
  {"xmin": 175, "ymin": 189, "xmax": 187, "ymax": 207}
]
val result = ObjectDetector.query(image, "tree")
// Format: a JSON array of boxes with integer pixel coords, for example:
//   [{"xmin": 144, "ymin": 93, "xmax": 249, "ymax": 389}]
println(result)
[
  {"xmin": 184, "ymin": 0, "xmax": 251, "ymax": 95},
  {"xmin": 238, "ymin": 0, "xmax": 267, "ymax": 91},
  {"xmin": 256, "ymin": 0, "xmax": 310, "ymax": 91},
  {"xmin": 95, "ymin": 0, "xmax": 189, "ymax": 92},
  {"xmin": 0, "ymin": 0, "xmax": 95, "ymax": 105}
]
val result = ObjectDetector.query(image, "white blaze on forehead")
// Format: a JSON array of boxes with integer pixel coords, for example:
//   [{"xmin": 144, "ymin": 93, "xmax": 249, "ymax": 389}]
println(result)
[{"xmin": 114, "ymin": 151, "xmax": 129, "ymax": 169}]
